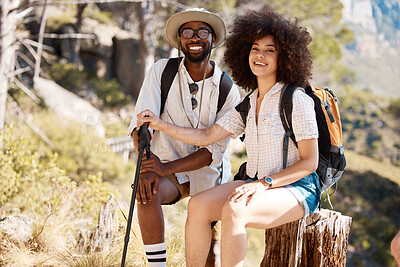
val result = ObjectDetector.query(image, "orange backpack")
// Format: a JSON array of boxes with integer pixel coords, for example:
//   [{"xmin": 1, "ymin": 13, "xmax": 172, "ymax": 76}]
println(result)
[{"xmin": 280, "ymin": 84, "xmax": 346, "ymax": 207}]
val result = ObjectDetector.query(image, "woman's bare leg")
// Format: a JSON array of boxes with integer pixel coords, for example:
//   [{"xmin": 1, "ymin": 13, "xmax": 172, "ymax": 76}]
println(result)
[
  {"xmin": 185, "ymin": 181, "xmax": 245, "ymax": 267},
  {"xmin": 220, "ymin": 187, "xmax": 305, "ymax": 267}
]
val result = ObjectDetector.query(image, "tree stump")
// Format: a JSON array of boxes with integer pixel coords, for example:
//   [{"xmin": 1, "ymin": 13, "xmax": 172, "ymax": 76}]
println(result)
[{"xmin": 260, "ymin": 209, "xmax": 352, "ymax": 267}]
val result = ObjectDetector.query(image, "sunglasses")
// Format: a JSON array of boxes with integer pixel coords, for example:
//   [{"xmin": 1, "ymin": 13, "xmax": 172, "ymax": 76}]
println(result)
[
  {"xmin": 189, "ymin": 82, "xmax": 199, "ymax": 109},
  {"xmin": 181, "ymin": 28, "xmax": 213, "ymax": 40}
]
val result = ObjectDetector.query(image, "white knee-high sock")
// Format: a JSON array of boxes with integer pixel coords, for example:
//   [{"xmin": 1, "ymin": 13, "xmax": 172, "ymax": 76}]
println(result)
[{"xmin": 144, "ymin": 242, "xmax": 166, "ymax": 267}]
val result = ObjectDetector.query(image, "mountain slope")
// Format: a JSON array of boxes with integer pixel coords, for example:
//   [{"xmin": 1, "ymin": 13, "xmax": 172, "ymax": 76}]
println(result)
[{"xmin": 340, "ymin": 0, "xmax": 400, "ymax": 98}]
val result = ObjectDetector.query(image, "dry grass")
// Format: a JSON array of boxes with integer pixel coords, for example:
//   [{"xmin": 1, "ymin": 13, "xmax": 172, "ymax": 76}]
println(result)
[{"xmin": 0, "ymin": 190, "xmax": 188, "ymax": 267}]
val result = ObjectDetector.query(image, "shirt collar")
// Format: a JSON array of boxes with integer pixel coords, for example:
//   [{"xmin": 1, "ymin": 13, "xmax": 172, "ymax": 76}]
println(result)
[
  {"xmin": 250, "ymin": 82, "xmax": 285, "ymax": 100},
  {"xmin": 179, "ymin": 57, "xmax": 221, "ymax": 88}
]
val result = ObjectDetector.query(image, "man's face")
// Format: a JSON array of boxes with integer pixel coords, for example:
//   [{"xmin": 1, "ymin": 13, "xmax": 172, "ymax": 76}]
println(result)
[{"xmin": 178, "ymin": 21, "xmax": 215, "ymax": 63}]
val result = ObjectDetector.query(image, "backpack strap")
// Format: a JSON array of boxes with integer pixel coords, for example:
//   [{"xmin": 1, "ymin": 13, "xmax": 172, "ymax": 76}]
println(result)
[
  {"xmin": 217, "ymin": 72, "xmax": 233, "ymax": 113},
  {"xmin": 235, "ymin": 90, "xmax": 255, "ymax": 126},
  {"xmin": 161, "ymin": 58, "xmax": 232, "ymax": 116},
  {"xmin": 235, "ymin": 90, "xmax": 255, "ymax": 142},
  {"xmin": 279, "ymin": 84, "xmax": 299, "ymax": 169},
  {"xmin": 160, "ymin": 57, "xmax": 182, "ymax": 115}
]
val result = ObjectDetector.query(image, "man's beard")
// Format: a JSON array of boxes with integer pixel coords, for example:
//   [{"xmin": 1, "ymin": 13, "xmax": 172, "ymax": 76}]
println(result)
[{"xmin": 181, "ymin": 43, "xmax": 211, "ymax": 63}]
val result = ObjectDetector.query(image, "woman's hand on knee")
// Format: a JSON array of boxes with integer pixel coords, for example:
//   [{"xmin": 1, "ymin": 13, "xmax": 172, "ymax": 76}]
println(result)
[{"xmin": 228, "ymin": 181, "xmax": 269, "ymax": 206}]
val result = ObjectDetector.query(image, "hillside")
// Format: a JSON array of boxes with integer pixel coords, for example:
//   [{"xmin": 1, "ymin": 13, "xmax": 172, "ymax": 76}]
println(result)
[
  {"xmin": 339, "ymin": 87, "xmax": 400, "ymax": 167},
  {"xmin": 340, "ymin": 0, "xmax": 400, "ymax": 97}
]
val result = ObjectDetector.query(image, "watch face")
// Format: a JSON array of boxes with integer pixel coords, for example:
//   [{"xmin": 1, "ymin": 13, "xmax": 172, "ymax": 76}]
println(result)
[{"xmin": 265, "ymin": 177, "xmax": 272, "ymax": 183}]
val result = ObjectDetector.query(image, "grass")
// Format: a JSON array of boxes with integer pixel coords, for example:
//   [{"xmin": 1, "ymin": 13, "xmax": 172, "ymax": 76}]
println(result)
[
  {"xmin": 345, "ymin": 150, "xmax": 400, "ymax": 185},
  {"xmin": 0, "ymin": 189, "xmax": 181, "ymax": 266}
]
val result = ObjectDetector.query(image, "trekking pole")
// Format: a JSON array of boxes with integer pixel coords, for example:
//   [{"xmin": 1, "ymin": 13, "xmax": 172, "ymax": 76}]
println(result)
[{"xmin": 121, "ymin": 123, "xmax": 150, "ymax": 267}]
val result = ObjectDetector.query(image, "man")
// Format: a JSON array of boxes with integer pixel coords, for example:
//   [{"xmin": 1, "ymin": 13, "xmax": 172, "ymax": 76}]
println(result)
[{"xmin": 127, "ymin": 8, "xmax": 240, "ymax": 266}]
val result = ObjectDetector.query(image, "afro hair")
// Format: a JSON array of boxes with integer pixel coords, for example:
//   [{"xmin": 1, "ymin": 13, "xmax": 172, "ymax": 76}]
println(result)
[{"xmin": 224, "ymin": 8, "xmax": 313, "ymax": 90}]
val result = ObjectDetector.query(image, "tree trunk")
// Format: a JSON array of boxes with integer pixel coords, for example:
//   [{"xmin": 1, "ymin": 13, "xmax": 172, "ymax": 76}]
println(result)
[
  {"xmin": 261, "ymin": 209, "xmax": 352, "ymax": 267},
  {"xmin": 133, "ymin": 1, "xmax": 155, "ymax": 96},
  {"xmin": 0, "ymin": 0, "xmax": 20, "ymax": 129},
  {"xmin": 72, "ymin": 3, "xmax": 87, "ymax": 69},
  {"xmin": 33, "ymin": 0, "xmax": 48, "ymax": 81}
]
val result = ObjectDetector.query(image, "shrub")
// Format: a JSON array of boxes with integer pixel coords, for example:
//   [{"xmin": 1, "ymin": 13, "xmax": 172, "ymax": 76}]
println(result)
[
  {"xmin": 48, "ymin": 63, "xmax": 131, "ymax": 108},
  {"xmin": 0, "ymin": 125, "xmax": 119, "ymax": 218},
  {"xmin": 46, "ymin": 13, "xmax": 76, "ymax": 31},
  {"xmin": 0, "ymin": 163, "xmax": 18, "ymax": 206},
  {"xmin": 0, "ymin": 125, "xmax": 76, "ymax": 214},
  {"xmin": 88, "ymin": 78, "xmax": 132, "ymax": 108},
  {"xmin": 83, "ymin": 6, "xmax": 115, "ymax": 25},
  {"xmin": 388, "ymin": 98, "xmax": 400, "ymax": 117},
  {"xmin": 48, "ymin": 63, "xmax": 87, "ymax": 92},
  {"xmin": 22, "ymin": 111, "xmax": 135, "ymax": 184}
]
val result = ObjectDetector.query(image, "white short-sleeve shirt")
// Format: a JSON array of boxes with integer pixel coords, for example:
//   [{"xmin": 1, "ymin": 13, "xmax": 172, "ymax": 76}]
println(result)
[
  {"xmin": 216, "ymin": 82, "xmax": 318, "ymax": 178},
  {"xmin": 127, "ymin": 58, "xmax": 240, "ymax": 195}
]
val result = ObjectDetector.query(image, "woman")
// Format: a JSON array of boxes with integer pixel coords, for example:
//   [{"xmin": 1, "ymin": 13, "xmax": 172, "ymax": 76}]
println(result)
[{"xmin": 137, "ymin": 8, "xmax": 320, "ymax": 267}]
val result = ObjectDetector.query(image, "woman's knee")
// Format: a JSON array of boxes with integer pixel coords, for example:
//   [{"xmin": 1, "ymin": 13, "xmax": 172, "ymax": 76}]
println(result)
[
  {"xmin": 187, "ymin": 194, "xmax": 210, "ymax": 220},
  {"xmin": 391, "ymin": 232, "xmax": 400, "ymax": 257},
  {"xmin": 221, "ymin": 200, "xmax": 245, "ymax": 223}
]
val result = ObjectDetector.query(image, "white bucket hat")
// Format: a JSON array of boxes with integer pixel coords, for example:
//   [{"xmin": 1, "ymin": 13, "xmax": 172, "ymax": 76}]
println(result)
[{"xmin": 165, "ymin": 8, "xmax": 227, "ymax": 49}]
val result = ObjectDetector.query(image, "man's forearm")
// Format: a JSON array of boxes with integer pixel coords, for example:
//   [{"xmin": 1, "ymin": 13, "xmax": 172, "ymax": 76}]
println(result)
[{"xmin": 163, "ymin": 148, "xmax": 212, "ymax": 175}]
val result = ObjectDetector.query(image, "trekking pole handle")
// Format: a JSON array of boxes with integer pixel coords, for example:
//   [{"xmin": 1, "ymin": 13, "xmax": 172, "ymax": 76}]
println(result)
[{"xmin": 138, "ymin": 122, "xmax": 150, "ymax": 159}]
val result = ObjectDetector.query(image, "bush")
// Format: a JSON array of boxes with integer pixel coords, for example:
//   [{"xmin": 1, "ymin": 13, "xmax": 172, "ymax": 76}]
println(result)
[
  {"xmin": 83, "ymin": 6, "xmax": 115, "ymax": 25},
  {"xmin": 88, "ymin": 78, "xmax": 132, "ymax": 107},
  {"xmin": 48, "ymin": 63, "xmax": 131, "ymax": 108},
  {"xmin": 0, "ymin": 125, "xmax": 119, "ymax": 218},
  {"xmin": 0, "ymin": 125, "xmax": 76, "ymax": 214},
  {"xmin": 46, "ymin": 13, "xmax": 76, "ymax": 31},
  {"xmin": 388, "ymin": 98, "xmax": 400, "ymax": 117},
  {"xmin": 22, "ymin": 111, "xmax": 135, "ymax": 184},
  {"xmin": 0, "ymin": 163, "xmax": 18, "ymax": 206},
  {"xmin": 48, "ymin": 63, "xmax": 87, "ymax": 92}
]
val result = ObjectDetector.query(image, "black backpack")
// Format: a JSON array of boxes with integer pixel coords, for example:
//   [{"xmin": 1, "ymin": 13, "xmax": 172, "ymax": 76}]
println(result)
[
  {"xmin": 235, "ymin": 84, "xmax": 346, "ymax": 208},
  {"xmin": 160, "ymin": 57, "xmax": 233, "ymax": 115}
]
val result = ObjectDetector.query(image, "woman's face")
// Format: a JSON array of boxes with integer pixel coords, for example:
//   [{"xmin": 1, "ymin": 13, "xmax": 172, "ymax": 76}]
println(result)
[{"xmin": 248, "ymin": 35, "xmax": 278, "ymax": 80}]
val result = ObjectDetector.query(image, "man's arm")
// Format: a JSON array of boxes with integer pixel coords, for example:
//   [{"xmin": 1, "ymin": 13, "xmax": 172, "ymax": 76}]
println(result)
[
  {"xmin": 127, "ymin": 59, "xmax": 164, "ymax": 140},
  {"xmin": 140, "ymin": 148, "xmax": 212, "ymax": 177},
  {"xmin": 165, "ymin": 148, "xmax": 212, "ymax": 173}
]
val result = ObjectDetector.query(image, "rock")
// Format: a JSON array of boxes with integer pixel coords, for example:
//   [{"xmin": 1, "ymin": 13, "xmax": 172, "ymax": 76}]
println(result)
[
  {"xmin": 0, "ymin": 215, "xmax": 34, "ymax": 243},
  {"xmin": 112, "ymin": 35, "xmax": 142, "ymax": 98},
  {"xmin": 57, "ymin": 18, "xmax": 144, "ymax": 97},
  {"xmin": 34, "ymin": 77, "xmax": 105, "ymax": 136}
]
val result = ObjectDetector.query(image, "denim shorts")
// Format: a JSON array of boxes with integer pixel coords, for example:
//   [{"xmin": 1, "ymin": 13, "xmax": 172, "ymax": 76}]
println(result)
[
  {"xmin": 283, "ymin": 171, "xmax": 321, "ymax": 216},
  {"xmin": 244, "ymin": 171, "xmax": 321, "ymax": 216}
]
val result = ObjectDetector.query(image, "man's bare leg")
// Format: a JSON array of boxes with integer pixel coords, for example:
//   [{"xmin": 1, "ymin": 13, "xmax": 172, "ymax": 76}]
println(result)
[{"xmin": 137, "ymin": 174, "xmax": 180, "ymax": 266}]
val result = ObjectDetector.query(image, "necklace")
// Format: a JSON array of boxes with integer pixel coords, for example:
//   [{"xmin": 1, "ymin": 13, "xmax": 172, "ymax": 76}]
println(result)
[{"xmin": 177, "ymin": 61, "xmax": 207, "ymax": 129}]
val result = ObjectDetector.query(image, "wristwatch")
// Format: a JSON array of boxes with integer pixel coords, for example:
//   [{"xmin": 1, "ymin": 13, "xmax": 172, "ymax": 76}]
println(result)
[{"xmin": 264, "ymin": 177, "xmax": 273, "ymax": 189}]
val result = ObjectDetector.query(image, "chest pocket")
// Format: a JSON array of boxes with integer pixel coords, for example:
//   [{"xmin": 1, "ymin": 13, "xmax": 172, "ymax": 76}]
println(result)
[{"xmin": 260, "ymin": 114, "xmax": 284, "ymax": 136}]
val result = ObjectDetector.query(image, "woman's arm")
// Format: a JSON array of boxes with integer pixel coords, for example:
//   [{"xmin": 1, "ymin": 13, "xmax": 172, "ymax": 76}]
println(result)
[
  {"xmin": 137, "ymin": 109, "xmax": 232, "ymax": 146},
  {"xmin": 266, "ymin": 138, "xmax": 318, "ymax": 186}
]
